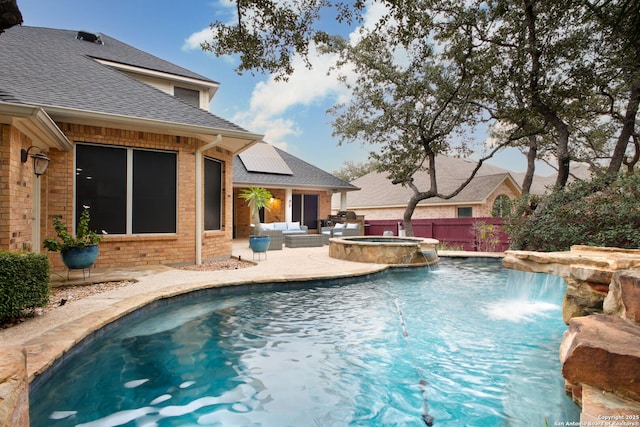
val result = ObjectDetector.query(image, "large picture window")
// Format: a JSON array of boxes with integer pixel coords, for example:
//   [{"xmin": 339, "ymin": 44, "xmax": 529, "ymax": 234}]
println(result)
[
  {"xmin": 76, "ymin": 144, "xmax": 177, "ymax": 235},
  {"xmin": 204, "ymin": 157, "xmax": 222, "ymax": 230}
]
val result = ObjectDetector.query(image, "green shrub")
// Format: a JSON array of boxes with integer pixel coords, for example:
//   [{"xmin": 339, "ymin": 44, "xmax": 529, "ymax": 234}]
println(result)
[
  {"xmin": 505, "ymin": 174, "xmax": 640, "ymax": 251},
  {"xmin": 0, "ymin": 251, "xmax": 50, "ymax": 322}
]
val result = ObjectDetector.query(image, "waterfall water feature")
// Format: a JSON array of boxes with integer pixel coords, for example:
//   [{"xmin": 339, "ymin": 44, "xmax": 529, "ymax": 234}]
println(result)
[{"xmin": 484, "ymin": 269, "xmax": 566, "ymax": 323}]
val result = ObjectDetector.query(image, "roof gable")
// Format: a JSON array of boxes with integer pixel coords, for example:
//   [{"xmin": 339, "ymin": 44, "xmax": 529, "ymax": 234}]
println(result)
[
  {"xmin": 344, "ymin": 156, "xmax": 523, "ymax": 208},
  {"xmin": 0, "ymin": 26, "xmax": 252, "ymax": 137}
]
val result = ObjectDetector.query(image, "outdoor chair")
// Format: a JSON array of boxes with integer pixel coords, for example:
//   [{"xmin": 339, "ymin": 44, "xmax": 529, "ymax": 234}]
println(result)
[{"xmin": 321, "ymin": 223, "xmax": 360, "ymax": 237}]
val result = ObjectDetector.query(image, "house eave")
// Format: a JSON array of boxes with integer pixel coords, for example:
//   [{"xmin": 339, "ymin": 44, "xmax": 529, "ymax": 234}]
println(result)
[
  {"xmin": 233, "ymin": 181, "xmax": 359, "ymax": 192},
  {"xmin": 93, "ymin": 58, "xmax": 220, "ymax": 102},
  {"xmin": 0, "ymin": 102, "xmax": 73, "ymax": 152},
  {"xmin": 42, "ymin": 105, "xmax": 263, "ymax": 153},
  {"xmin": 341, "ymin": 201, "xmax": 484, "ymax": 210}
]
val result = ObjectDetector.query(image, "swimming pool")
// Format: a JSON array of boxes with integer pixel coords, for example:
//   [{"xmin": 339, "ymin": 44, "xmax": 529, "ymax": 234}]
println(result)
[{"xmin": 30, "ymin": 259, "xmax": 580, "ymax": 426}]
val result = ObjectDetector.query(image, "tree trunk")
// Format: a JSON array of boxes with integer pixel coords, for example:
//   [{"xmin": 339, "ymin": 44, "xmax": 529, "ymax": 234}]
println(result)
[
  {"xmin": 402, "ymin": 196, "xmax": 420, "ymax": 237},
  {"xmin": 554, "ymin": 128, "xmax": 571, "ymax": 188},
  {"xmin": 521, "ymin": 135, "xmax": 538, "ymax": 194},
  {"xmin": 607, "ymin": 78, "xmax": 640, "ymax": 176},
  {"xmin": 523, "ymin": 0, "xmax": 571, "ymax": 188}
]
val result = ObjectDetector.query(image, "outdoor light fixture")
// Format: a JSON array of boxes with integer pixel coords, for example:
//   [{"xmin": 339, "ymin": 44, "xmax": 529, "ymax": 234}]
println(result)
[{"xmin": 21, "ymin": 146, "xmax": 50, "ymax": 177}]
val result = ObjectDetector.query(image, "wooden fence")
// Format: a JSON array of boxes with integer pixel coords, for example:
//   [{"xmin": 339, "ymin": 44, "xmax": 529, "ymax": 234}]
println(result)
[{"xmin": 364, "ymin": 217, "xmax": 510, "ymax": 252}]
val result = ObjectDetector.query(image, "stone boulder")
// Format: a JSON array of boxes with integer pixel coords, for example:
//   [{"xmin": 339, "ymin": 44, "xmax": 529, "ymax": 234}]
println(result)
[
  {"xmin": 605, "ymin": 270, "xmax": 640, "ymax": 324},
  {"xmin": 561, "ymin": 314, "xmax": 640, "ymax": 401},
  {"xmin": 0, "ymin": 347, "xmax": 29, "ymax": 427}
]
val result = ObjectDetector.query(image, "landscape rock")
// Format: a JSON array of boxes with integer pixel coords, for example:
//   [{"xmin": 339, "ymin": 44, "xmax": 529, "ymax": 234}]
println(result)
[
  {"xmin": 580, "ymin": 385, "xmax": 640, "ymax": 424},
  {"xmin": 561, "ymin": 314, "xmax": 640, "ymax": 401},
  {"xmin": 604, "ymin": 271, "xmax": 640, "ymax": 324},
  {"xmin": 0, "ymin": 347, "xmax": 29, "ymax": 427}
]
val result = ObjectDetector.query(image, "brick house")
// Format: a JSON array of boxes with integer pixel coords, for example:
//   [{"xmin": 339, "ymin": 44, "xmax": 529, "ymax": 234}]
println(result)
[
  {"xmin": 0, "ymin": 26, "xmax": 263, "ymax": 268},
  {"xmin": 233, "ymin": 142, "xmax": 358, "ymax": 237},
  {"xmin": 334, "ymin": 156, "xmax": 523, "ymax": 220}
]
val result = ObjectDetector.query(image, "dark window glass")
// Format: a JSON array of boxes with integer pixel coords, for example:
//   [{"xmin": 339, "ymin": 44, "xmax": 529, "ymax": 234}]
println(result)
[
  {"xmin": 303, "ymin": 194, "xmax": 318, "ymax": 230},
  {"xmin": 292, "ymin": 194, "xmax": 302, "ymax": 223},
  {"xmin": 76, "ymin": 144, "xmax": 127, "ymax": 234},
  {"xmin": 204, "ymin": 158, "xmax": 222, "ymax": 230},
  {"xmin": 132, "ymin": 150, "xmax": 177, "ymax": 233},
  {"xmin": 457, "ymin": 207, "xmax": 473, "ymax": 218},
  {"xmin": 174, "ymin": 87, "xmax": 200, "ymax": 108},
  {"xmin": 291, "ymin": 194, "xmax": 318, "ymax": 230}
]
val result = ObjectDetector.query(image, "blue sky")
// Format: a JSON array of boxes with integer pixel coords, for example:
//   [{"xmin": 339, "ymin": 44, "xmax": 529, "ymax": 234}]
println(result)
[{"xmin": 16, "ymin": 0, "xmax": 542, "ymax": 175}]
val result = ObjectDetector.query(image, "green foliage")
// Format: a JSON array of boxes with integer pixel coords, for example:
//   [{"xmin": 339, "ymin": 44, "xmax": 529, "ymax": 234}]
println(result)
[
  {"xmin": 332, "ymin": 160, "xmax": 379, "ymax": 182},
  {"xmin": 472, "ymin": 221, "xmax": 502, "ymax": 252},
  {"xmin": 436, "ymin": 241, "xmax": 463, "ymax": 251},
  {"xmin": 239, "ymin": 186, "xmax": 272, "ymax": 225},
  {"xmin": 43, "ymin": 206, "xmax": 103, "ymax": 252},
  {"xmin": 505, "ymin": 174, "xmax": 640, "ymax": 251},
  {"xmin": 203, "ymin": 0, "xmax": 640, "ymax": 183},
  {"xmin": 0, "ymin": 251, "xmax": 50, "ymax": 322}
]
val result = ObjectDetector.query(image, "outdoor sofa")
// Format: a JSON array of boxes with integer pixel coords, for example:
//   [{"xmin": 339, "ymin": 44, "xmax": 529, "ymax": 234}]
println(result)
[
  {"xmin": 259, "ymin": 221, "xmax": 308, "ymax": 235},
  {"xmin": 257, "ymin": 222, "xmax": 308, "ymax": 250},
  {"xmin": 321, "ymin": 222, "xmax": 360, "ymax": 238}
]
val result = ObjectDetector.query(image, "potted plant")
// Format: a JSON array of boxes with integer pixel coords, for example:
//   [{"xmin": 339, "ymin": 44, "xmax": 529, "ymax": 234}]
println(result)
[
  {"xmin": 239, "ymin": 186, "xmax": 272, "ymax": 253},
  {"xmin": 43, "ymin": 206, "xmax": 104, "ymax": 270}
]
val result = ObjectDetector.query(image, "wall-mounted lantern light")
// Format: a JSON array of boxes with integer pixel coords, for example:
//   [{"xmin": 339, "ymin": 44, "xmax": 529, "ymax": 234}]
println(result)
[{"xmin": 21, "ymin": 146, "xmax": 50, "ymax": 177}]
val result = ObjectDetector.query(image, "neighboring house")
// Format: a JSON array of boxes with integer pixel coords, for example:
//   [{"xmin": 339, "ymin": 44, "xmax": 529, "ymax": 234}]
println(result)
[
  {"xmin": 0, "ymin": 26, "xmax": 263, "ymax": 267},
  {"xmin": 333, "ymin": 155, "xmax": 593, "ymax": 220},
  {"xmin": 233, "ymin": 142, "xmax": 358, "ymax": 237}
]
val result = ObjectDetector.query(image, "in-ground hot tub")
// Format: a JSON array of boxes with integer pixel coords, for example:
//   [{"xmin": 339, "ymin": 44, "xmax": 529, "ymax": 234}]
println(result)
[{"xmin": 329, "ymin": 235, "xmax": 439, "ymax": 266}]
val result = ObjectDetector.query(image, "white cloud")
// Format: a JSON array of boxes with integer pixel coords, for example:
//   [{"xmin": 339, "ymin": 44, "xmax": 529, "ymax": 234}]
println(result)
[
  {"xmin": 182, "ymin": 27, "xmax": 212, "ymax": 51},
  {"xmin": 183, "ymin": 0, "xmax": 237, "ymax": 51},
  {"xmin": 191, "ymin": 0, "xmax": 387, "ymax": 150},
  {"xmin": 231, "ymin": 43, "xmax": 352, "ymax": 147}
]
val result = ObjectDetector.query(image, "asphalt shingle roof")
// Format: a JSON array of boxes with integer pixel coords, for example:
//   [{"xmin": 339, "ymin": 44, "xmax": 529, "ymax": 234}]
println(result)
[
  {"xmin": 341, "ymin": 155, "xmax": 594, "ymax": 208},
  {"xmin": 0, "ymin": 26, "xmax": 247, "ymax": 132},
  {"xmin": 234, "ymin": 142, "xmax": 358, "ymax": 191}
]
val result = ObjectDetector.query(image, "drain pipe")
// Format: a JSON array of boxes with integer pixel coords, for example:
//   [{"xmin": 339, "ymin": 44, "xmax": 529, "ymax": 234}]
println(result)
[{"xmin": 195, "ymin": 134, "xmax": 222, "ymax": 265}]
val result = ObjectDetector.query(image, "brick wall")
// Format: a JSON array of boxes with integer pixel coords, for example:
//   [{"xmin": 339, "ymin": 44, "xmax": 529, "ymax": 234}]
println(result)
[
  {"xmin": 0, "ymin": 125, "xmax": 38, "ymax": 252},
  {"xmin": 338, "ymin": 181, "xmax": 520, "ymax": 220},
  {"xmin": 41, "ymin": 124, "xmax": 234, "ymax": 269}
]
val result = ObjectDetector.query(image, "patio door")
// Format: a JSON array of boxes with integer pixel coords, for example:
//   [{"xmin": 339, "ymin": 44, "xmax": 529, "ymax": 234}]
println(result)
[{"xmin": 292, "ymin": 194, "xmax": 318, "ymax": 230}]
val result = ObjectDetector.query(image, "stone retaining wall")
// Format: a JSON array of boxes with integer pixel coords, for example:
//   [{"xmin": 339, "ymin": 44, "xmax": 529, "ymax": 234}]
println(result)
[
  {"xmin": 0, "ymin": 347, "xmax": 29, "ymax": 427},
  {"xmin": 503, "ymin": 246, "xmax": 640, "ymax": 422}
]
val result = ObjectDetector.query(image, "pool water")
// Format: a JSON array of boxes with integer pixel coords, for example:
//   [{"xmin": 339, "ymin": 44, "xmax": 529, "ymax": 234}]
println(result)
[{"xmin": 30, "ymin": 259, "xmax": 580, "ymax": 426}]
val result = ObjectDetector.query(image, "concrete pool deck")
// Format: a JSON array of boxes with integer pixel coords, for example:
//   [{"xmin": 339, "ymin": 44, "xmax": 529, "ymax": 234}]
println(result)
[{"xmin": 2, "ymin": 241, "xmax": 502, "ymax": 381}]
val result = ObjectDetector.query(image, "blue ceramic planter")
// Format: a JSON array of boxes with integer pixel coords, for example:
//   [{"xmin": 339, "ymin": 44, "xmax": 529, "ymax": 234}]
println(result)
[
  {"xmin": 61, "ymin": 245, "xmax": 99, "ymax": 270},
  {"xmin": 249, "ymin": 236, "xmax": 270, "ymax": 253}
]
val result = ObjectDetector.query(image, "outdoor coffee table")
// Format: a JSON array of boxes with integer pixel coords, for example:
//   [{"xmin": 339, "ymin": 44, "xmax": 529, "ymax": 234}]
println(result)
[{"xmin": 284, "ymin": 234, "xmax": 327, "ymax": 248}]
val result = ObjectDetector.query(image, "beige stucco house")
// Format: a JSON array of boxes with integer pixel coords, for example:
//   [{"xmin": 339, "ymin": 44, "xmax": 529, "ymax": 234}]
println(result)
[
  {"xmin": 333, "ymin": 156, "xmax": 523, "ymax": 220},
  {"xmin": 0, "ymin": 26, "xmax": 263, "ymax": 268}
]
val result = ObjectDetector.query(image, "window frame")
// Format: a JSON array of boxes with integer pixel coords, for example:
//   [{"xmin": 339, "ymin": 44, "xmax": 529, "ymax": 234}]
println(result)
[
  {"xmin": 491, "ymin": 194, "xmax": 513, "ymax": 218},
  {"xmin": 204, "ymin": 156, "xmax": 223, "ymax": 231},
  {"xmin": 456, "ymin": 206, "xmax": 473, "ymax": 218},
  {"xmin": 173, "ymin": 86, "xmax": 201, "ymax": 108},
  {"xmin": 74, "ymin": 143, "xmax": 178, "ymax": 236}
]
